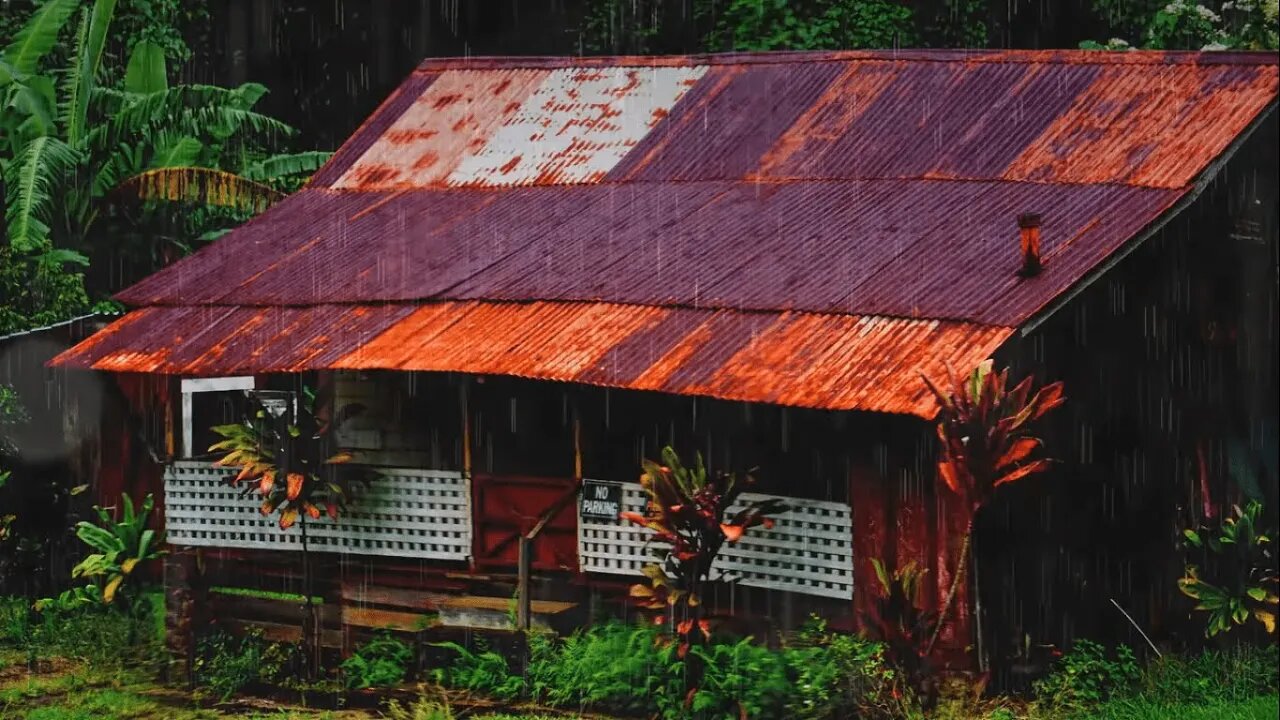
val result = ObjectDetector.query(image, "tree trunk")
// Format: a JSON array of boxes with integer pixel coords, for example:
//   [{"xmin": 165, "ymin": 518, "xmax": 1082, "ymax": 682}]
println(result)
[{"xmin": 926, "ymin": 514, "xmax": 974, "ymax": 656}]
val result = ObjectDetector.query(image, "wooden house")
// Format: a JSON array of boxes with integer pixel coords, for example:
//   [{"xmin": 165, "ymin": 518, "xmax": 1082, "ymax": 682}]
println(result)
[{"xmin": 49, "ymin": 49, "xmax": 1279, "ymax": 680}]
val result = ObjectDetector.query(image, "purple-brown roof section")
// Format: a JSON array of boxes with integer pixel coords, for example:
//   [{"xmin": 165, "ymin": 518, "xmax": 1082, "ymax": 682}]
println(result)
[{"xmin": 52, "ymin": 50, "xmax": 1279, "ymax": 418}]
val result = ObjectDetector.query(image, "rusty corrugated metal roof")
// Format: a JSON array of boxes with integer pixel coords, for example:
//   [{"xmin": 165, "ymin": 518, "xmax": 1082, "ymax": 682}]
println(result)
[
  {"xmin": 50, "ymin": 50, "xmax": 1279, "ymax": 415},
  {"xmin": 50, "ymin": 302, "xmax": 1011, "ymax": 417},
  {"xmin": 113, "ymin": 181, "xmax": 1182, "ymax": 325}
]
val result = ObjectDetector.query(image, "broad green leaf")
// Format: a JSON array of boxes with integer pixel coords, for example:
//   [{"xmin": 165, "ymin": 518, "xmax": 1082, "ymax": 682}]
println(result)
[
  {"xmin": 241, "ymin": 151, "xmax": 333, "ymax": 181},
  {"xmin": 38, "ymin": 248, "xmax": 90, "ymax": 268},
  {"xmin": 6, "ymin": 77, "xmax": 57, "ymax": 137},
  {"xmin": 1, "ymin": 0, "xmax": 79, "ymax": 75},
  {"xmin": 147, "ymin": 137, "xmax": 203, "ymax": 170},
  {"xmin": 124, "ymin": 40, "xmax": 167, "ymax": 95},
  {"xmin": 75, "ymin": 522, "xmax": 124, "ymax": 554}
]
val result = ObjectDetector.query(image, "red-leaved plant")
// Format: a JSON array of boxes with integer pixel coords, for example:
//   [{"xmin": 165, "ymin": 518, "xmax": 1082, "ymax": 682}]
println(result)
[
  {"xmin": 208, "ymin": 382, "xmax": 370, "ymax": 676},
  {"xmin": 921, "ymin": 360, "xmax": 1065, "ymax": 653},
  {"xmin": 209, "ymin": 384, "xmax": 365, "ymax": 528},
  {"xmin": 622, "ymin": 447, "xmax": 784, "ymax": 660}
]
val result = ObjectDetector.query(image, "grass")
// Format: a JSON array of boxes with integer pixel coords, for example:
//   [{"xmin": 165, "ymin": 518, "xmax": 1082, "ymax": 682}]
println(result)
[{"xmin": 1085, "ymin": 694, "xmax": 1279, "ymax": 720}]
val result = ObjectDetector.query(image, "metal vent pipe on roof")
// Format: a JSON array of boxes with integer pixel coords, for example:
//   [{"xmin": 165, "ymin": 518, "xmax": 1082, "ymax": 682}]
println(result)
[{"xmin": 1018, "ymin": 213, "xmax": 1043, "ymax": 277}]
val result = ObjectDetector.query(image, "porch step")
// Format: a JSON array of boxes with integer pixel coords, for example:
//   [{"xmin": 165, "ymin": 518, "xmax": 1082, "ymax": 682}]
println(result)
[{"xmin": 437, "ymin": 595, "xmax": 578, "ymax": 633}]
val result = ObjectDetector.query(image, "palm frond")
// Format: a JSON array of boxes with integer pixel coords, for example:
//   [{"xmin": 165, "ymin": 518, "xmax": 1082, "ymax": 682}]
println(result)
[
  {"xmin": 115, "ymin": 167, "xmax": 283, "ymax": 214},
  {"xmin": 1, "ymin": 0, "xmax": 79, "ymax": 76},
  {"xmin": 4, "ymin": 135, "xmax": 80, "ymax": 252},
  {"xmin": 241, "ymin": 151, "xmax": 334, "ymax": 181},
  {"xmin": 62, "ymin": 0, "xmax": 119, "ymax": 147},
  {"xmin": 87, "ymin": 84, "xmax": 296, "ymax": 153},
  {"xmin": 90, "ymin": 143, "xmax": 144, "ymax": 197}
]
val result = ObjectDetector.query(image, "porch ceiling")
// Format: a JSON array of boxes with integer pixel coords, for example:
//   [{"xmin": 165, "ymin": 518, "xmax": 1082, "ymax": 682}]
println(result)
[{"xmin": 47, "ymin": 301, "xmax": 1011, "ymax": 418}]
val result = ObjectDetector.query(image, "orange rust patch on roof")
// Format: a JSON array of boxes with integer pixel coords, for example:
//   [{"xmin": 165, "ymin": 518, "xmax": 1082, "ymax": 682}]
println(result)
[
  {"xmin": 55, "ymin": 302, "xmax": 1014, "ymax": 417},
  {"xmin": 1002, "ymin": 63, "xmax": 1280, "ymax": 188}
]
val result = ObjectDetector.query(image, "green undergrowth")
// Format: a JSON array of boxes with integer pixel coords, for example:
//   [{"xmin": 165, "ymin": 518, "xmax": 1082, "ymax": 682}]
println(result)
[{"xmin": 208, "ymin": 586, "xmax": 325, "ymax": 605}]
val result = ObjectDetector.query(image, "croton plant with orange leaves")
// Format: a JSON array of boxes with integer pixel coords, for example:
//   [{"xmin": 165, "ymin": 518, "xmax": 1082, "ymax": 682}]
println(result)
[
  {"xmin": 920, "ymin": 359, "xmax": 1065, "ymax": 654},
  {"xmin": 922, "ymin": 359, "xmax": 1066, "ymax": 514},
  {"xmin": 209, "ymin": 384, "xmax": 368, "ymax": 530},
  {"xmin": 622, "ymin": 447, "xmax": 784, "ymax": 656}
]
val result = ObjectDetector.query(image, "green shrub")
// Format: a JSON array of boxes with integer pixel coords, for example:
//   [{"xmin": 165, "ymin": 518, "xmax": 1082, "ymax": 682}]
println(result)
[
  {"xmin": 784, "ymin": 615, "xmax": 898, "ymax": 719},
  {"xmin": 0, "ymin": 595, "xmax": 31, "ymax": 645},
  {"xmin": 195, "ymin": 629, "xmax": 300, "ymax": 701},
  {"xmin": 341, "ymin": 632, "xmax": 413, "ymax": 689},
  {"xmin": 1034, "ymin": 640, "xmax": 1140, "ymax": 711},
  {"xmin": 429, "ymin": 640, "xmax": 525, "ymax": 701},
  {"xmin": 434, "ymin": 618, "xmax": 902, "ymax": 720},
  {"xmin": 526, "ymin": 621, "xmax": 678, "ymax": 713},
  {"xmin": 685, "ymin": 636, "xmax": 790, "ymax": 719}
]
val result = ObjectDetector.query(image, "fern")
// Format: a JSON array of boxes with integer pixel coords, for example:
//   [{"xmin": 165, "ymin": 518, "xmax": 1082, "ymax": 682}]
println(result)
[
  {"xmin": 4, "ymin": 135, "xmax": 81, "ymax": 251},
  {"xmin": 1, "ymin": 0, "xmax": 79, "ymax": 75},
  {"xmin": 429, "ymin": 641, "xmax": 525, "ymax": 701}
]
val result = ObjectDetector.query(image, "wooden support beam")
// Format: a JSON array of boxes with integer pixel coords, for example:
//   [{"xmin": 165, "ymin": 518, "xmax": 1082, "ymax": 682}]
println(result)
[{"xmin": 516, "ymin": 536, "xmax": 531, "ymax": 631}]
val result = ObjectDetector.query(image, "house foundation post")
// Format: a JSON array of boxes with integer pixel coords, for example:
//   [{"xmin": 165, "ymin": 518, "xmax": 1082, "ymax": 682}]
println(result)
[{"xmin": 164, "ymin": 547, "xmax": 204, "ymax": 686}]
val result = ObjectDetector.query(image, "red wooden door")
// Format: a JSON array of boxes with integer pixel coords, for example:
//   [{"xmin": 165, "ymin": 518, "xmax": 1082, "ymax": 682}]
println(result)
[{"xmin": 471, "ymin": 474, "xmax": 579, "ymax": 572}]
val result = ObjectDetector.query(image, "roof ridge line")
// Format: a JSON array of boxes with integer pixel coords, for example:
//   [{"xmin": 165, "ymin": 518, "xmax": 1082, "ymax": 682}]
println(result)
[
  {"xmin": 409, "ymin": 49, "xmax": 1280, "ymax": 73},
  {"xmin": 113, "ymin": 299, "xmax": 1016, "ymax": 330},
  {"xmin": 306, "ymin": 175, "xmax": 1193, "ymax": 193}
]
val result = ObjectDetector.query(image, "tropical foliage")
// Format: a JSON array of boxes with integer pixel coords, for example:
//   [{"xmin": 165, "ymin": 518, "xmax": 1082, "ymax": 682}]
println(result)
[
  {"xmin": 1083, "ymin": 0, "xmax": 1279, "ymax": 49},
  {"xmin": 1180, "ymin": 500, "xmax": 1279, "ymax": 637},
  {"xmin": 861, "ymin": 559, "xmax": 940, "ymax": 701},
  {"xmin": 208, "ymin": 384, "xmax": 365, "ymax": 530},
  {"xmin": 704, "ymin": 0, "xmax": 918, "ymax": 51},
  {"xmin": 36, "ymin": 492, "xmax": 164, "ymax": 611},
  {"xmin": 622, "ymin": 446, "xmax": 784, "ymax": 657},
  {"xmin": 1, "ymin": 0, "xmax": 329, "ymax": 334},
  {"xmin": 921, "ymin": 360, "xmax": 1065, "ymax": 652}
]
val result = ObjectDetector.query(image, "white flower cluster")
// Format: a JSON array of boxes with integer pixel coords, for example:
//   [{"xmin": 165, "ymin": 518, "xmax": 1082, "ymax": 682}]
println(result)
[{"xmin": 1163, "ymin": 0, "xmax": 1223, "ymax": 22}]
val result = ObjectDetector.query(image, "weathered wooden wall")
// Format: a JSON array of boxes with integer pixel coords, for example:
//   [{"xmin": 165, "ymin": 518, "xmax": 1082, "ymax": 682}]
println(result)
[{"xmin": 982, "ymin": 113, "xmax": 1279, "ymax": 686}]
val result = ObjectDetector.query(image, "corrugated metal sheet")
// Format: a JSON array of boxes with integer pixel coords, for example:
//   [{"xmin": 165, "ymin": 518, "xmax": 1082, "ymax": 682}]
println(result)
[
  {"xmin": 114, "ymin": 180, "xmax": 1181, "ymax": 326},
  {"xmin": 51, "ymin": 302, "xmax": 1012, "ymax": 418},
  {"xmin": 50, "ymin": 50, "xmax": 1278, "ymax": 414},
  {"xmin": 445, "ymin": 66, "xmax": 707, "ymax": 187}
]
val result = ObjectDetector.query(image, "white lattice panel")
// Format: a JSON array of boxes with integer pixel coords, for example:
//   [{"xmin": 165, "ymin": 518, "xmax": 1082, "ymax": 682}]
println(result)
[
  {"xmin": 164, "ymin": 461, "xmax": 472, "ymax": 561},
  {"xmin": 578, "ymin": 483, "xmax": 853, "ymax": 600}
]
